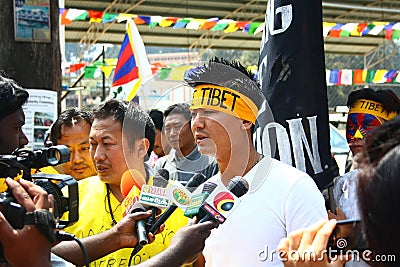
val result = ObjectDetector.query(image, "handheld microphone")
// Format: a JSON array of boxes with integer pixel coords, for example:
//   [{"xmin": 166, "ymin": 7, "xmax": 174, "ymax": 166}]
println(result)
[
  {"xmin": 184, "ymin": 181, "xmax": 218, "ymax": 218},
  {"xmin": 198, "ymin": 176, "xmax": 249, "ymax": 224},
  {"xmin": 148, "ymin": 173, "xmax": 206, "ymax": 235},
  {"xmin": 146, "ymin": 168, "xmax": 170, "ymax": 228},
  {"xmin": 120, "ymin": 169, "xmax": 149, "ymax": 246}
]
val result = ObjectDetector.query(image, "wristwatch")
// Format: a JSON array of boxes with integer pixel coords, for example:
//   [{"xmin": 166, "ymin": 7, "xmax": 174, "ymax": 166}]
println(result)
[{"xmin": 24, "ymin": 209, "xmax": 57, "ymax": 243}]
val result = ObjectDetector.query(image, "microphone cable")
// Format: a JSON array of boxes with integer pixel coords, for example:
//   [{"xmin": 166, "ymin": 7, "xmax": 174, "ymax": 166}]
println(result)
[
  {"xmin": 128, "ymin": 244, "xmax": 143, "ymax": 266},
  {"xmin": 56, "ymin": 231, "xmax": 89, "ymax": 267}
]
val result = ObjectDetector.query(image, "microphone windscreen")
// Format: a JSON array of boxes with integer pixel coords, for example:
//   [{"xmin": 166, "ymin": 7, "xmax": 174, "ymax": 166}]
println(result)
[
  {"xmin": 227, "ymin": 176, "xmax": 249, "ymax": 198},
  {"xmin": 121, "ymin": 169, "xmax": 146, "ymax": 197},
  {"xmin": 157, "ymin": 168, "xmax": 170, "ymax": 181},
  {"xmin": 186, "ymin": 173, "xmax": 207, "ymax": 192},
  {"xmin": 202, "ymin": 181, "xmax": 218, "ymax": 194},
  {"xmin": 153, "ymin": 168, "xmax": 170, "ymax": 188}
]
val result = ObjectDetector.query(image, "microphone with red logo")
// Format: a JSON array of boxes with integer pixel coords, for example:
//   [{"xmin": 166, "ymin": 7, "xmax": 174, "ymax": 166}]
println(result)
[
  {"xmin": 148, "ymin": 173, "xmax": 206, "ymax": 235},
  {"xmin": 120, "ymin": 169, "xmax": 149, "ymax": 246},
  {"xmin": 198, "ymin": 176, "xmax": 249, "ymax": 224}
]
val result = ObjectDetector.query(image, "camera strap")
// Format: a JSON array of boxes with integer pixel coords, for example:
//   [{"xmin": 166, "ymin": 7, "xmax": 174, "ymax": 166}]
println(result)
[{"xmin": 24, "ymin": 209, "xmax": 57, "ymax": 243}]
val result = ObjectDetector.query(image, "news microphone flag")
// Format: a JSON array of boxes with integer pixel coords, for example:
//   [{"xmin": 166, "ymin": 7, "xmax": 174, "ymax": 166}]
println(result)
[
  {"xmin": 197, "ymin": 176, "xmax": 248, "ymax": 224},
  {"xmin": 165, "ymin": 180, "xmax": 193, "ymax": 209},
  {"xmin": 258, "ymin": 0, "xmax": 337, "ymax": 190},
  {"xmin": 120, "ymin": 169, "xmax": 148, "ymax": 245},
  {"xmin": 110, "ymin": 19, "xmax": 152, "ymax": 101},
  {"xmin": 120, "ymin": 169, "xmax": 145, "ymax": 217},
  {"xmin": 184, "ymin": 181, "xmax": 217, "ymax": 218}
]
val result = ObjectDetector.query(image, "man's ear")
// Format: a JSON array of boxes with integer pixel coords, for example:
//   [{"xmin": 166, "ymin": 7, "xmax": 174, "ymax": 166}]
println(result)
[
  {"xmin": 137, "ymin": 138, "xmax": 150, "ymax": 158},
  {"xmin": 241, "ymin": 120, "xmax": 253, "ymax": 131}
]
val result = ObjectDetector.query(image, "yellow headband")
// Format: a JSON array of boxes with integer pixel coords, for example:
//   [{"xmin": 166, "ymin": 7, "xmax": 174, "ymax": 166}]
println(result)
[
  {"xmin": 190, "ymin": 84, "xmax": 259, "ymax": 123},
  {"xmin": 349, "ymin": 99, "xmax": 398, "ymax": 121}
]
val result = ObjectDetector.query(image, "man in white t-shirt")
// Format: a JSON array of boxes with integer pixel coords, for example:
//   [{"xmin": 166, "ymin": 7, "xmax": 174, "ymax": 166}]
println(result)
[{"xmin": 185, "ymin": 58, "xmax": 327, "ymax": 266}]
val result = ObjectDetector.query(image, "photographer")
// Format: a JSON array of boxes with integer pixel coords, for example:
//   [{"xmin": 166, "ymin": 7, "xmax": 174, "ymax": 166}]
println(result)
[
  {"xmin": 0, "ymin": 178, "xmax": 53, "ymax": 267},
  {"xmin": 0, "ymin": 73, "xmax": 29, "ymax": 155}
]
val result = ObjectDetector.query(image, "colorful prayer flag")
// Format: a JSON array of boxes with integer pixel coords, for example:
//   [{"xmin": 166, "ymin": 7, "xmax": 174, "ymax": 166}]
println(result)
[{"xmin": 110, "ymin": 20, "xmax": 152, "ymax": 101}]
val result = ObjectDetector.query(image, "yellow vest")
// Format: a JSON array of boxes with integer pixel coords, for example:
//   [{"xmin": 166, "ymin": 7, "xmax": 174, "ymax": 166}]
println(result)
[{"xmin": 63, "ymin": 176, "xmax": 190, "ymax": 266}]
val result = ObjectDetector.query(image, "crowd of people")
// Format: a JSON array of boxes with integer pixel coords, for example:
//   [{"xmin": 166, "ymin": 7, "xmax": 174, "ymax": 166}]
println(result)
[{"xmin": 1, "ymin": 56, "xmax": 399, "ymax": 267}]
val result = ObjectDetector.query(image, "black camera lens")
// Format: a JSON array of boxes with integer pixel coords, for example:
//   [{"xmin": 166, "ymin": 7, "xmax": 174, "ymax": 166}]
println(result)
[{"xmin": 45, "ymin": 145, "xmax": 70, "ymax": 166}]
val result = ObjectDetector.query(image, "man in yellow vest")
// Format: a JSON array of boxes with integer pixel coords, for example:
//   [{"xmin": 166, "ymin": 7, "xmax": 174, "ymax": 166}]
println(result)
[{"xmin": 43, "ymin": 108, "xmax": 96, "ymax": 180}]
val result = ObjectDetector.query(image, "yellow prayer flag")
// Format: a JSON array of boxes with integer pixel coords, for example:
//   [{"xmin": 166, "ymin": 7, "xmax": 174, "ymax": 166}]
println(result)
[
  {"xmin": 159, "ymin": 19, "xmax": 174, "ymax": 27},
  {"xmin": 169, "ymin": 66, "xmax": 194, "ymax": 81},
  {"xmin": 105, "ymin": 58, "xmax": 118, "ymax": 66},
  {"xmin": 89, "ymin": 18, "xmax": 102, "ymax": 23},
  {"xmin": 224, "ymin": 22, "xmax": 239, "ymax": 33},
  {"xmin": 116, "ymin": 13, "xmax": 134, "ymax": 23},
  {"xmin": 99, "ymin": 66, "xmax": 114, "ymax": 78},
  {"xmin": 373, "ymin": 69, "xmax": 387, "ymax": 84},
  {"xmin": 362, "ymin": 69, "xmax": 368, "ymax": 81}
]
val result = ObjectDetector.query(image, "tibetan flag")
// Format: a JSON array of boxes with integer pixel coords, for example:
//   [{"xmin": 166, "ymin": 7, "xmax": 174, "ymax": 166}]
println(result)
[{"xmin": 110, "ymin": 20, "xmax": 152, "ymax": 101}]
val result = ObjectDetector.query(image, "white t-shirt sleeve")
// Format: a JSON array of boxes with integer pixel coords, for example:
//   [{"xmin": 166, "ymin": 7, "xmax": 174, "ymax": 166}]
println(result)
[{"xmin": 284, "ymin": 175, "xmax": 328, "ymax": 234}]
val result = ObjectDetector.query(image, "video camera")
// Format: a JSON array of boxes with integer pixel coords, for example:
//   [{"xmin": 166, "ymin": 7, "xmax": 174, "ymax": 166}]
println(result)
[{"xmin": 0, "ymin": 145, "xmax": 79, "ymax": 229}]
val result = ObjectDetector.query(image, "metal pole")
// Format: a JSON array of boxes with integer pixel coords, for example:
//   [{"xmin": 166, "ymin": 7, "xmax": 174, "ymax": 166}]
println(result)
[
  {"xmin": 61, "ymin": 51, "xmax": 104, "ymax": 101},
  {"xmin": 102, "ymin": 46, "xmax": 106, "ymax": 101}
]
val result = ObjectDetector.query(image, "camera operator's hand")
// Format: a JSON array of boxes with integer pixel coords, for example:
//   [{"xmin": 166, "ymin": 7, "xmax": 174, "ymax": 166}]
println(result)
[
  {"xmin": 52, "ymin": 210, "xmax": 165, "ymax": 266},
  {"xmin": 0, "ymin": 178, "xmax": 52, "ymax": 267},
  {"xmin": 277, "ymin": 219, "xmax": 349, "ymax": 267}
]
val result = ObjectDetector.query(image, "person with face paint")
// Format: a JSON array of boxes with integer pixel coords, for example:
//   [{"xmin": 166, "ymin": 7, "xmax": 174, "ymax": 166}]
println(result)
[
  {"xmin": 345, "ymin": 88, "xmax": 399, "ymax": 160},
  {"xmin": 330, "ymin": 88, "xmax": 400, "ymax": 267}
]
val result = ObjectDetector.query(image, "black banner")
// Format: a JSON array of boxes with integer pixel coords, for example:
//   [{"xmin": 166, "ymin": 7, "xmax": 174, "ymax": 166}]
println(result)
[{"xmin": 258, "ymin": 0, "xmax": 336, "ymax": 190}]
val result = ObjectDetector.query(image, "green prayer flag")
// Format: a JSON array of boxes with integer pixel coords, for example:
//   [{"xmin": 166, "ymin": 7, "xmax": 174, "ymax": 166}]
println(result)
[
  {"xmin": 102, "ymin": 13, "xmax": 118, "ymax": 23},
  {"xmin": 159, "ymin": 68, "xmax": 172, "ymax": 80},
  {"xmin": 75, "ymin": 11, "xmax": 88, "ymax": 21},
  {"xmin": 149, "ymin": 22, "xmax": 158, "ymax": 29},
  {"xmin": 248, "ymin": 22, "xmax": 261, "ymax": 34},
  {"xmin": 365, "ymin": 69, "xmax": 376, "ymax": 83},
  {"xmin": 211, "ymin": 23, "xmax": 229, "ymax": 31},
  {"xmin": 84, "ymin": 66, "xmax": 97, "ymax": 78},
  {"xmin": 392, "ymin": 30, "xmax": 400, "ymax": 40},
  {"xmin": 339, "ymin": 30, "xmax": 350, "ymax": 37}
]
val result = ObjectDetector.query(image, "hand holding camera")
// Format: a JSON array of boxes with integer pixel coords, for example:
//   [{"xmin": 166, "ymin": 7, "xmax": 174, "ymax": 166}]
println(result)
[{"xmin": 0, "ymin": 178, "xmax": 53, "ymax": 267}]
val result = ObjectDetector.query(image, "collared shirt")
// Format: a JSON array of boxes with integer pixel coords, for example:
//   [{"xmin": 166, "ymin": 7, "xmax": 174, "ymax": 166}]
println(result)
[{"xmin": 154, "ymin": 146, "xmax": 219, "ymax": 185}]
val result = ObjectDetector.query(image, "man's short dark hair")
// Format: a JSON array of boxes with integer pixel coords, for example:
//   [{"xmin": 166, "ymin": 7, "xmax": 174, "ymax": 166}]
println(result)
[
  {"xmin": 0, "ymin": 73, "xmax": 29, "ymax": 121},
  {"xmin": 148, "ymin": 109, "xmax": 164, "ymax": 131},
  {"xmin": 347, "ymin": 88, "xmax": 400, "ymax": 116},
  {"xmin": 164, "ymin": 103, "xmax": 191, "ymax": 122},
  {"xmin": 49, "ymin": 108, "xmax": 93, "ymax": 145},
  {"xmin": 184, "ymin": 57, "xmax": 264, "ymax": 110},
  {"xmin": 93, "ymin": 99, "xmax": 127, "ymax": 124},
  {"xmin": 124, "ymin": 102, "xmax": 155, "ymax": 157}
]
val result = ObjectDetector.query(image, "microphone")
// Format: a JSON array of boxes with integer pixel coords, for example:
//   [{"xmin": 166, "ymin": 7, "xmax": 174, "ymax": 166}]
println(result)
[
  {"xmin": 148, "ymin": 173, "xmax": 206, "ymax": 235},
  {"xmin": 184, "ymin": 181, "xmax": 218, "ymax": 218},
  {"xmin": 120, "ymin": 169, "xmax": 149, "ymax": 246},
  {"xmin": 121, "ymin": 169, "xmax": 146, "ymax": 199},
  {"xmin": 198, "ymin": 176, "xmax": 249, "ymax": 224},
  {"xmin": 146, "ymin": 168, "xmax": 170, "ymax": 228}
]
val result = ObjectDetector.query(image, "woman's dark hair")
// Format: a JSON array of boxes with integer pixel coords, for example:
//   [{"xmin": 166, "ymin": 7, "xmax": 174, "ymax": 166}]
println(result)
[
  {"xmin": 357, "ymin": 115, "xmax": 400, "ymax": 266},
  {"xmin": 347, "ymin": 88, "xmax": 400, "ymax": 118}
]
